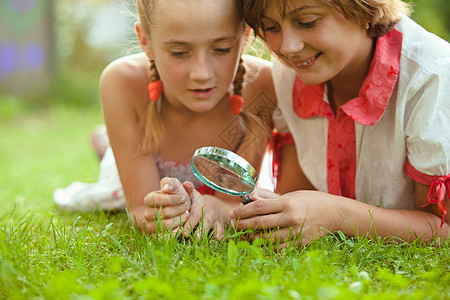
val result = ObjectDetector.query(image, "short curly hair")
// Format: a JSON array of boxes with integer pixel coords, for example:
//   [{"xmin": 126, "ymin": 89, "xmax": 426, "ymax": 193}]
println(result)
[{"xmin": 244, "ymin": 0, "xmax": 412, "ymax": 39}]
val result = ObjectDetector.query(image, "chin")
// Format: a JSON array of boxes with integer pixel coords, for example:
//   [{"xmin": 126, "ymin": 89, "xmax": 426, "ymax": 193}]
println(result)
[
  {"xmin": 295, "ymin": 74, "xmax": 326, "ymax": 86},
  {"xmin": 191, "ymin": 103, "xmax": 216, "ymax": 114}
]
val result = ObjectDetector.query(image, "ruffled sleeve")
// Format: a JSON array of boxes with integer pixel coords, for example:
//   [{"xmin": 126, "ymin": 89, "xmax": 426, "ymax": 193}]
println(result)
[{"xmin": 403, "ymin": 53, "xmax": 450, "ymax": 227}]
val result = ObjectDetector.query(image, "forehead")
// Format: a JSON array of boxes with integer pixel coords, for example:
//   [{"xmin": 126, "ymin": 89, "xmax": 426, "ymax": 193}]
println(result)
[
  {"xmin": 263, "ymin": 0, "xmax": 324, "ymax": 20},
  {"xmin": 151, "ymin": 0, "xmax": 242, "ymax": 40}
]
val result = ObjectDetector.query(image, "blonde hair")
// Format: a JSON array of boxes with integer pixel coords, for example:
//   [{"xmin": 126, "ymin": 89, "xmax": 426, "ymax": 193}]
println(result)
[
  {"xmin": 136, "ymin": 0, "xmax": 271, "ymax": 160},
  {"xmin": 139, "ymin": 60, "xmax": 164, "ymax": 155},
  {"xmin": 244, "ymin": 0, "xmax": 412, "ymax": 39}
]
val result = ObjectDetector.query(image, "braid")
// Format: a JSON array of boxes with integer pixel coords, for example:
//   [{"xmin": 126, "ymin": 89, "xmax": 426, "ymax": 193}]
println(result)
[
  {"xmin": 139, "ymin": 59, "xmax": 165, "ymax": 155},
  {"xmin": 150, "ymin": 59, "xmax": 160, "ymax": 81},
  {"xmin": 233, "ymin": 56, "xmax": 271, "ymax": 166},
  {"xmin": 233, "ymin": 57, "xmax": 245, "ymax": 96}
]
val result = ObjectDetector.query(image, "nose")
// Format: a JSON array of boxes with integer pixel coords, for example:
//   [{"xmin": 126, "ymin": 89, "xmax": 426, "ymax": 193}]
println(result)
[
  {"xmin": 190, "ymin": 53, "xmax": 214, "ymax": 82},
  {"xmin": 279, "ymin": 25, "xmax": 305, "ymax": 58}
]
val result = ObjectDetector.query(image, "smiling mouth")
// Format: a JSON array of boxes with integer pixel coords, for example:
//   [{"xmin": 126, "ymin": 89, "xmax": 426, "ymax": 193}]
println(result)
[{"xmin": 294, "ymin": 53, "xmax": 321, "ymax": 66}]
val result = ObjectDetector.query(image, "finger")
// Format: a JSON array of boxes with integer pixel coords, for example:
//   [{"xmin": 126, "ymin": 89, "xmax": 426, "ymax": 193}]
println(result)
[
  {"xmin": 144, "ymin": 192, "xmax": 186, "ymax": 207},
  {"xmin": 145, "ymin": 218, "xmax": 178, "ymax": 234},
  {"xmin": 160, "ymin": 177, "xmax": 192, "ymax": 209},
  {"xmin": 159, "ymin": 210, "xmax": 190, "ymax": 231},
  {"xmin": 144, "ymin": 202, "xmax": 189, "ymax": 222},
  {"xmin": 233, "ymin": 212, "xmax": 289, "ymax": 230},
  {"xmin": 182, "ymin": 181, "xmax": 202, "ymax": 205},
  {"xmin": 171, "ymin": 224, "xmax": 186, "ymax": 238},
  {"xmin": 275, "ymin": 241, "xmax": 287, "ymax": 251},
  {"xmin": 161, "ymin": 177, "xmax": 190, "ymax": 201},
  {"xmin": 194, "ymin": 216, "xmax": 213, "ymax": 239},
  {"xmin": 230, "ymin": 198, "xmax": 283, "ymax": 220},
  {"xmin": 145, "ymin": 205, "xmax": 189, "ymax": 225},
  {"xmin": 250, "ymin": 228, "xmax": 288, "ymax": 242},
  {"xmin": 160, "ymin": 202, "xmax": 190, "ymax": 219},
  {"xmin": 182, "ymin": 212, "xmax": 200, "ymax": 237},
  {"xmin": 182, "ymin": 180, "xmax": 195, "ymax": 194},
  {"xmin": 144, "ymin": 206, "xmax": 180, "ymax": 222},
  {"xmin": 248, "ymin": 187, "xmax": 279, "ymax": 200},
  {"xmin": 160, "ymin": 177, "xmax": 183, "ymax": 192},
  {"xmin": 252, "ymin": 228, "xmax": 307, "ymax": 248},
  {"xmin": 214, "ymin": 222, "xmax": 226, "ymax": 241},
  {"xmin": 185, "ymin": 202, "xmax": 205, "ymax": 229}
]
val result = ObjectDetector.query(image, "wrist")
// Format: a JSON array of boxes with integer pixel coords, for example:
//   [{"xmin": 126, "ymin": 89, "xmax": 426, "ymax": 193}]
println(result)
[{"xmin": 327, "ymin": 194, "xmax": 355, "ymax": 236}]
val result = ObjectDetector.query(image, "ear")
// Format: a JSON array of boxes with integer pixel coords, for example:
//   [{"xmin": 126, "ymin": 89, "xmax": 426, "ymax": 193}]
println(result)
[
  {"xmin": 135, "ymin": 22, "xmax": 153, "ymax": 57},
  {"xmin": 245, "ymin": 26, "xmax": 252, "ymax": 39},
  {"xmin": 240, "ymin": 26, "xmax": 252, "ymax": 53}
]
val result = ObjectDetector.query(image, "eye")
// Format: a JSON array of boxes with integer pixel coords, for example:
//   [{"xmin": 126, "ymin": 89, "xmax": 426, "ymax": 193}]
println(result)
[
  {"xmin": 296, "ymin": 19, "xmax": 319, "ymax": 29},
  {"xmin": 262, "ymin": 23, "xmax": 280, "ymax": 33},
  {"xmin": 170, "ymin": 50, "xmax": 189, "ymax": 57},
  {"xmin": 214, "ymin": 48, "xmax": 231, "ymax": 54}
]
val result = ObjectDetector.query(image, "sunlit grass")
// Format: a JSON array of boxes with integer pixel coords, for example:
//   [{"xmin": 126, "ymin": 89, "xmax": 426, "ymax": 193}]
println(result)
[{"xmin": 0, "ymin": 99, "xmax": 449, "ymax": 299}]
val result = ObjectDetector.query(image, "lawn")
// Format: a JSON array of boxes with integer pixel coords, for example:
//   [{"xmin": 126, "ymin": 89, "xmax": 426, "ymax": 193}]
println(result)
[{"xmin": 0, "ymin": 100, "xmax": 449, "ymax": 299}]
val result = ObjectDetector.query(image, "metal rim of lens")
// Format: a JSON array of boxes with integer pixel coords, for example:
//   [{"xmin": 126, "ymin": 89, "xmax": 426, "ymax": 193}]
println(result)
[{"xmin": 190, "ymin": 146, "xmax": 258, "ymax": 196}]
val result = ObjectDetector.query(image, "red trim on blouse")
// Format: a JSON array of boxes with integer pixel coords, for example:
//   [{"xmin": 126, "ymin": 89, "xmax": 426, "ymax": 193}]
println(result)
[
  {"xmin": 341, "ymin": 30, "xmax": 403, "ymax": 126},
  {"xmin": 326, "ymin": 110, "xmax": 356, "ymax": 198},
  {"xmin": 405, "ymin": 160, "xmax": 448, "ymax": 227},
  {"xmin": 272, "ymin": 131, "xmax": 295, "ymax": 188},
  {"xmin": 292, "ymin": 29, "xmax": 402, "ymax": 199}
]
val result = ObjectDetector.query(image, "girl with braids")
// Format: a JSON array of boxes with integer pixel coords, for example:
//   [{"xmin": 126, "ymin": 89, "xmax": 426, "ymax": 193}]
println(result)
[
  {"xmin": 229, "ymin": 0, "xmax": 450, "ymax": 246},
  {"xmin": 54, "ymin": 0, "xmax": 303, "ymax": 237}
]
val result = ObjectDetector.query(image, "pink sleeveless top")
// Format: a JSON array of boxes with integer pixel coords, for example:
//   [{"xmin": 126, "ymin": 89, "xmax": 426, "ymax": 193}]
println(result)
[{"xmin": 154, "ymin": 153, "xmax": 213, "ymax": 195}]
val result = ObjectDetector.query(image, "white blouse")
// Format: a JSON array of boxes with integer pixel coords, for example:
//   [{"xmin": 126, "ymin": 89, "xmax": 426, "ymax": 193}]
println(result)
[{"xmin": 272, "ymin": 16, "xmax": 450, "ymax": 214}]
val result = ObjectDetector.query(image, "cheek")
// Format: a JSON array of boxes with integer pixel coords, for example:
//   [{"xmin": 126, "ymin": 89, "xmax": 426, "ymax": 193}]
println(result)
[
  {"xmin": 157, "ymin": 58, "xmax": 186, "ymax": 81},
  {"xmin": 217, "ymin": 54, "xmax": 241, "ymax": 81},
  {"xmin": 264, "ymin": 34, "xmax": 281, "ymax": 53}
]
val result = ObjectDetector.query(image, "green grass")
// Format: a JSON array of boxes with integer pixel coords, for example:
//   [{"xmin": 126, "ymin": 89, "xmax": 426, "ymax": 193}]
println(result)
[{"xmin": 0, "ymin": 101, "xmax": 449, "ymax": 299}]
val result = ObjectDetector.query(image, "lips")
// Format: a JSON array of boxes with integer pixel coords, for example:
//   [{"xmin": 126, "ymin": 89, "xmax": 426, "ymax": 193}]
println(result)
[
  {"xmin": 189, "ymin": 88, "xmax": 215, "ymax": 99},
  {"xmin": 291, "ymin": 53, "xmax": 321, "ymax": 68}
]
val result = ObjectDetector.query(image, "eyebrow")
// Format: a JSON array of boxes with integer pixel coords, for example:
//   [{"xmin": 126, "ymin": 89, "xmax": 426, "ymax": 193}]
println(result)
[
  {"xmin": 262, "ymin": 5, "xmax": 318, "ymax": 20},
  {"xmin": 163, "ymin": 36, "xmax": 238, "ymax": 46}
]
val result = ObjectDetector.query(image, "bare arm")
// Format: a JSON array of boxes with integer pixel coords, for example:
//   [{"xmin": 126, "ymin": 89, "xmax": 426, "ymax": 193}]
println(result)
[
  {"xmin": 332, "ymin": 182, "xmax": 449, "ymax": 242},
  {"xmin": 275, "ymin": 144, "xmax": 315, "ymax": 194},
  {"xmin": 100, "ymin": 57, "xmax": 162, "ymax": 230},
  {"xmin": 231, "ymin": 182, "xmax": 449, "ymax": 246}
]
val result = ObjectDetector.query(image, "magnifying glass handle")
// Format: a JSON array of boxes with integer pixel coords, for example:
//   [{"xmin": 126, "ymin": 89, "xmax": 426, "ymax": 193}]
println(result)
[{"xmin": 240, "ymin": 195, "xmax": 252, "ymax": 205}]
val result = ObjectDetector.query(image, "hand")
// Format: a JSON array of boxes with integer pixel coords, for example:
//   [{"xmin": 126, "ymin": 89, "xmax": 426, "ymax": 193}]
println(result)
[
  {"xmin": 230, "ymin": 190, "xmax": 339, "ymax": 247},
  {"xmin": 143, "ymin": 177, "xmax": 191, "ymax": 233},
  {"xmin": 248, "ymin": 187, "xmax": 279, "ymax": 201},
  {"xmin": 182, "ymin": 182, "xmax": 240, "ymax": 240}
]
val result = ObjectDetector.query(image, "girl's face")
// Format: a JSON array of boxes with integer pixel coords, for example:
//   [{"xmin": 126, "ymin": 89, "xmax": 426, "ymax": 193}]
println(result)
[
  {"xmin": 261, "ymin": 0, "xmax": 373, "ymax": 86},
  {"xmin": 143, "ymin": 0, "xmax": 244, "ymax": 114}
]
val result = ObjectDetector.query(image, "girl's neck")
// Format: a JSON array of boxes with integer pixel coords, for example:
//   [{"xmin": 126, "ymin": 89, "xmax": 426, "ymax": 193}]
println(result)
[
  {"xmin": 157, "ymin": 92, "xmax": 241, "ymax": 162},
  {"xmin": 328, "ymin": 38, "xmax": 376, "ymax": 112},
  {"xmin": 161, "ymin": 92, "xmax": 232, "ymax": 126}
]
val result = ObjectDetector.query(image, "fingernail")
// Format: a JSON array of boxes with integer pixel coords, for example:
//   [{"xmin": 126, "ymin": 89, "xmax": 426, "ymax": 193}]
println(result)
[
  {"xmin": 229, "ymin": 210, "xmax": 235, "ymax": 218},
  {"xmin": 162, "ymin": 184, "xmax": 171, "ymax": 192}
]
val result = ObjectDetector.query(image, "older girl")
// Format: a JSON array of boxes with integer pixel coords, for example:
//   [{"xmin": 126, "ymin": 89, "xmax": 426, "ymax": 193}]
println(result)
[{"xmin": 231, "ymin": 0, "xmax": 450, "ymax": 245}]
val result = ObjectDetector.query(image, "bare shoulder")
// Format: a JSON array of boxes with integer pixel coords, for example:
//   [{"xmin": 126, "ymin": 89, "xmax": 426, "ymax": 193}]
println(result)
[
  {"xmin": 100, "ymin": 52, "xmax": 149, "ymax": 89},
  {"xmin": 100, "ymin": 52, "xmax": 150, "ymax": 108},
  {"xmin": 242, "ymin": 54, "xmax": 273, "ymax": 82},
  {"xmin": 241, "ymin": 54, "xmax": 277, "ymax": 108}
]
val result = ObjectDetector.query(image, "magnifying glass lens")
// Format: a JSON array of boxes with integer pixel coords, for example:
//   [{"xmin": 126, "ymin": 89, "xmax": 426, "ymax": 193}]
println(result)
[
  {"xmin": 190, "ymin": 147, "xmax": 258, "ymax": 199},
  {"xmin": 191, "ymin": 155, "xmax": 254, "ymax": 194}
]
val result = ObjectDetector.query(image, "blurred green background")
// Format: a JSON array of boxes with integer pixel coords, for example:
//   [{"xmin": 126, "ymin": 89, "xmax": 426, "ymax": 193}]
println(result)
[{"xmin": 0, "ymin": 0, "xmax": 449, "ymax": 109}]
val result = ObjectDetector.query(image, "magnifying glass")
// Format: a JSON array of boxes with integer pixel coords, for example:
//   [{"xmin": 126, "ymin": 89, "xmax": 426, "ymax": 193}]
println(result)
[{"xmin": 190, "ymin": 146, "xmax": 257, "ymax": 204}]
